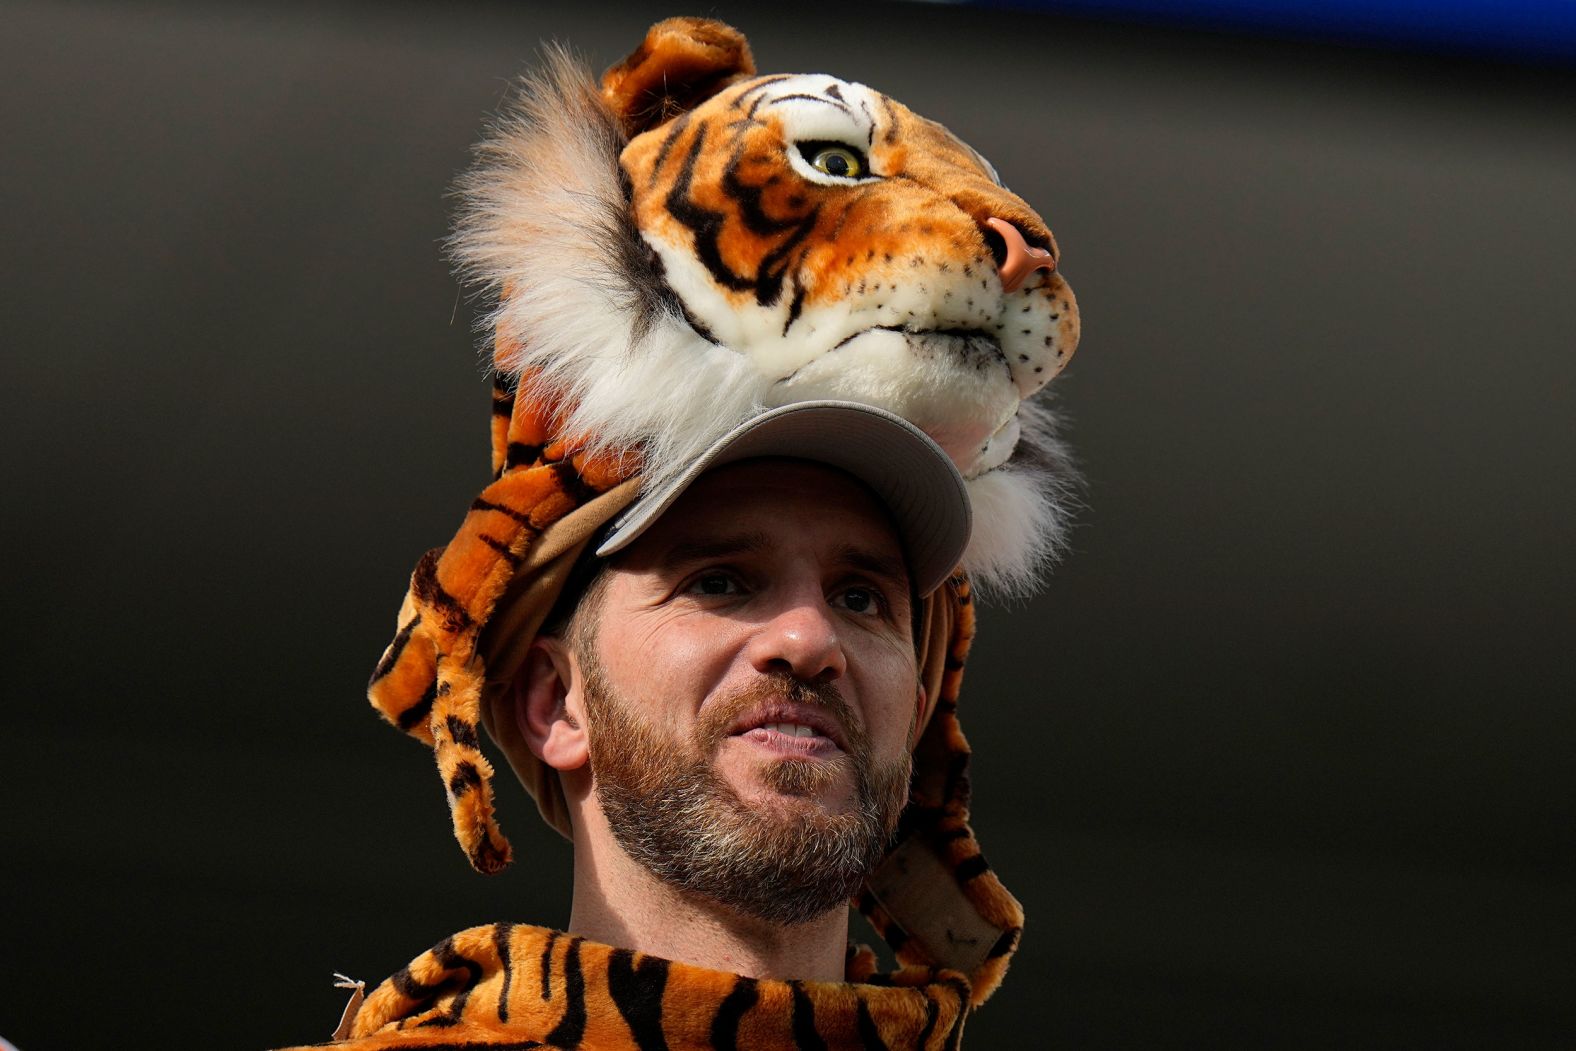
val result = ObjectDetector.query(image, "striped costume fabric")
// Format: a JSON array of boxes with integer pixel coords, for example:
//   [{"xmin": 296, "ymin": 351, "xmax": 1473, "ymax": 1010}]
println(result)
[
  {"xmin": 367, "ymin": 375, "xmax": 636, "ymax": 875},
  {"xmin": 279, "ymin": 924, "xmax": 974, "ymax": 1050}
]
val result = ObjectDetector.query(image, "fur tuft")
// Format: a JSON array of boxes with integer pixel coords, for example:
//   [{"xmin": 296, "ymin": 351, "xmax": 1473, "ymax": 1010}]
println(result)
[
  {"xmin": 961, "ymin": 397, "xmax": 1080, "ymax": 600},
  {"xmin": 449, "ymin": 47, "xmax": 765, "ymax": 490}
]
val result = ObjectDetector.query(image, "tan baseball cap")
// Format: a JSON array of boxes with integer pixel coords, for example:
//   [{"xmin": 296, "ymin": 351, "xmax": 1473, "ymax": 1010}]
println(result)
[{"xmin": 596, "ymin": 400, "xmax": 972, "ymax": 597}]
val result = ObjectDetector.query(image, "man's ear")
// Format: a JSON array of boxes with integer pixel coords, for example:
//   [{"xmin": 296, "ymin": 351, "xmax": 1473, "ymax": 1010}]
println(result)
[
  {"xmin": 912, "ymin": 683, "xmax": 929, "ymax": 748},
  {"xmin": 516, "ymin": 636, "xmax": 590, "ymax": 772},
  {"xmin": 601, "ymin": 17, "xmax": 756, "ymax": 137}
]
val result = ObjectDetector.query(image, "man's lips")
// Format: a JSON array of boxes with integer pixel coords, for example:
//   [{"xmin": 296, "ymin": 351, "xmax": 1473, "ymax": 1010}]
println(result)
[{"xmin": 724, "ymin": 701, "xmax": 848, "ymax": 755}]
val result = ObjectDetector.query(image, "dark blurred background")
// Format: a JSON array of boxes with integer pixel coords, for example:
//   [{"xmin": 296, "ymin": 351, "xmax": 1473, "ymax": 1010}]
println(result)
[{"xmin": 3, "ymin": 0, "xmax": 1573, "ymax": 1047}]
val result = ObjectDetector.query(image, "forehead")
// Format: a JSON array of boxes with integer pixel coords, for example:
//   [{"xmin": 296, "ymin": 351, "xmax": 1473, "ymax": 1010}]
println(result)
[{"xmin": 622, "ymin": 459, "xmax": 907, "ymax": 569}]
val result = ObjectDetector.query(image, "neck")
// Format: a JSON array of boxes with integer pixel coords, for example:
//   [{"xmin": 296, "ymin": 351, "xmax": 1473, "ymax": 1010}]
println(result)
[{"xmin": 566, "ymin": 797, "xmax": 850, "ymax": 982}]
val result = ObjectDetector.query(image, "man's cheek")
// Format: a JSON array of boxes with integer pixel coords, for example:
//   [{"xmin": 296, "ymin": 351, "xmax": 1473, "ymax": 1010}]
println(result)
[{"xmin": 858, "ymin": 662, "xmax": 924, "ymax": 751}]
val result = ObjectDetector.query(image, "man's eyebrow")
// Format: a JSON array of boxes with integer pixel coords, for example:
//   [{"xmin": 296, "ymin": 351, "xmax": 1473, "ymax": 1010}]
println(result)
[
  {"xmin": 833, "ymin": 544, "xmax": 910, "ymax": 588},
  {"xmin": 658, "ymin": 532, "xmax": 774, "ymax": 567}
]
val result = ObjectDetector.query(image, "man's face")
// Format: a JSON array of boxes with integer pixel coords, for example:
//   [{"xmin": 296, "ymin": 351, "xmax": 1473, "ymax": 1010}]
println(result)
[{"xmin": 572, "ymin": 459, "xmax": 922, "ymax": 924}]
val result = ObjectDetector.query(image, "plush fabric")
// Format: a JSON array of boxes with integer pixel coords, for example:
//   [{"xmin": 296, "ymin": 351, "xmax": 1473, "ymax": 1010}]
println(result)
[
  {"xmin": 361, "ymin": 13, "xmax": 1080, "ymax": 1021},
  {"xmin": 450, "ymin": 17, "xmax": 1080, "ymax": 597},
  {"xmin": 277, "ymin": 924, "xmax": 974, "ymax": 1050}
]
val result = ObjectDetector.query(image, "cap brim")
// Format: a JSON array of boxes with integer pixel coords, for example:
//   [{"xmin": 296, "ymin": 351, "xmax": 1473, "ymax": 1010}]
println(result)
[{"xmin": 595, "ymin": 401, "xmax": 971, "ymax": 597}]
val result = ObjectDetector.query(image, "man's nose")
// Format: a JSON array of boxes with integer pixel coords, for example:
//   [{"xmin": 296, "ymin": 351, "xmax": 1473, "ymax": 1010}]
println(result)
[{"xmin": 747, "ymin": 597, "xmax": 847, "ymax": 684}]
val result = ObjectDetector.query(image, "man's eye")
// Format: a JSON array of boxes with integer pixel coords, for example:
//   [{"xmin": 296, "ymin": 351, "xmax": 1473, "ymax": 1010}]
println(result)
[
  {"xmin": 836, "ymin": 586, "xmax": 882, "ymax": 616},
  {"xmin": 689, "ymin": 573, "xmax": 741, "ymax": 597}
]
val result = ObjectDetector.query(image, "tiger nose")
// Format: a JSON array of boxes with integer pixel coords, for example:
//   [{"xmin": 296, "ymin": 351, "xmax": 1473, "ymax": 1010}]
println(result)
[{"xmin": 984, "ymin": 217, "xmax": 1056, "ymax": 294}]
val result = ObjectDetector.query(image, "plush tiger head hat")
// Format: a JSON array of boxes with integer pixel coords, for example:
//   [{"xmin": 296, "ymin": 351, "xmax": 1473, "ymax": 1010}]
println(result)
[{"xmin": 367, "ymin": 17, "xmax": 1080, "ymax": 1007}]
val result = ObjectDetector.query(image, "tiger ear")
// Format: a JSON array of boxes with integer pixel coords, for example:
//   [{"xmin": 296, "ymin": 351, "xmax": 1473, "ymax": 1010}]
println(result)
[{"xmin": 601, "ymin": 17, "xmax": 756, "ymax": 137}]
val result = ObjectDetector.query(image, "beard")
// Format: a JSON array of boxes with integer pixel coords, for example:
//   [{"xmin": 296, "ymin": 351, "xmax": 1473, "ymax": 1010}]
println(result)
[{"xmin": 579, "ymin": 648, "xmax": 912, "ymax": 927}]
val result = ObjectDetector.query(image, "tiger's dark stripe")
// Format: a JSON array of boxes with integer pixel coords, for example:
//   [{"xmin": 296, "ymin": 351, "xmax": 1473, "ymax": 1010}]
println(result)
[
  {"xmin": 505, "ymin": 442, "xmax": 543, "ymax": 469},
  {"xmin": 915, "ymin": 996, "xmax": 941, "ymax": 1048},
  {"xmin": 371, "ymin": 614, "xmax": 421, "ymax": 684},
  {"xmin": 721, "ymin": 144, "xmax": 807, "ymax": 236},
  {"xmin": 470, "ymin": 496, "xmax": 537, "ymax": 527},
  {"xmin": 446, "ymin": 715, "xmax": 481, "ymax": 750},
  {"xmin": 855, "ymin": 997, "xmax": 890, "ymax": 1050},
  {"xmin": 666, "ymin": 126, "xmax": 754, "ymax": 294},
  {"xmin": 416, "ymin": 937, "xmax": 485, "ymax": 1028},
  {"xmin": 674, "ymin": 295, "xmax": 722, "ymax": 345},
  {"xmin": 877, "ymin": 95, "xmax": 901, "ymax": 145},
  {"xmin": 397, "ymin": 680, "xmax": 439, "ymax": 731},
  {"xmin": 735, "ymin": 74, "xmax": 792, "ymax": 112},
  {"xmin": 752, "ymin": 211, "xmax": 819, "ymax": 307},
  {"xmin": 944, "ymin": 1010, "xmax": 967, "ymax": 1051},
  {"xmin": 709, "ymin": 977, "xmax": 757, "ymax": 1051},
  {"xmin": 783, "ymin": 280, "xmax": 806, "ymax": 336},
  {"xmin": 987, "ymin": 926, "xmax": 1020, "ymax": 960},
  {"xmin": 539, "ymin": 929, "xmax": 559, "ymax": 1000},
  {"xmin": 614, "ymin": 168, "xmax": 683, "ymax": 344},
  {"xmin": 391, "ymin": 960, "xmax": 447, "ymax": 1005},
  {"xmin": 495, "ymin": 923, "xmax": 516, "ymax": 1023},
  {"xmin": 954, "ymin": 853, "xmax": 989, "ymax": 883},
  {"xmin": 413, "ymin": 548, "xmax": 474, "ymax": 633},
  {"xmin": 469, "ymin": 833, "xmax": 508, "ymax": 874},
  {"xmin": 391, "ymin": 933, "xmax": 481, "ymax": 1014},
  {"xmin": 449, "ymin": 761, "xmax": 483, "ymax": 799},
  {"xmin": 606, "ymin": 949, "xmax": 670, "ymax": 1051},
  {"xmin": 765, "ymin": 92, "xmax": 855, "ymax": 116},
  {"xmin": 549, "ymin": 460, "xmax": 600, "ymax": 509},
  {"xmin": 544, "ymin": 937, "xmax": 586, "ymax": 1047},
  {"xmin": 648, "ymin": 111, "xmax": 692, "ymax": 185},
  {"xmin": 478, "ymin": 533, "xmax": 522, "ymax": 567},
  {"xmin": 941, "ymin": 978, "xmax": 970, "ymax": 1051},
  {"xmin": 723, "ymin": 109, "xmax": 767, "ymax": 143},
  {"xmin": 862, "ymin": 104, "xmax": 876, "ymax": 147},
  {"xmin": 789, "ymin": 982, "xmax": 829, "ymax": 1051}
]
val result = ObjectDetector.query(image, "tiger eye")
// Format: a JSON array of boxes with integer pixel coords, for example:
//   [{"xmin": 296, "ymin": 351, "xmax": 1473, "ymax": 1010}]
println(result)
[{"xmin": 811, "ymin": 145, "xmax": 863, "ymax": 178}]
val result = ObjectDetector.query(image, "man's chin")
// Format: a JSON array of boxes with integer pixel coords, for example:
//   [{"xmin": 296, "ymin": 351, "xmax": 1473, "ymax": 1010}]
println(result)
[{"xmin": 725, "ymin": 755, "xmax": 858, "ymax": 813}]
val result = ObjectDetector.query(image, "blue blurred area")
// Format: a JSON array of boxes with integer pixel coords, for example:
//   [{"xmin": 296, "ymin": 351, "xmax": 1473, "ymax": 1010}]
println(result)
[{"xmin": 964, "ymin": 0, "xmax": 1576, "ymax": 62}]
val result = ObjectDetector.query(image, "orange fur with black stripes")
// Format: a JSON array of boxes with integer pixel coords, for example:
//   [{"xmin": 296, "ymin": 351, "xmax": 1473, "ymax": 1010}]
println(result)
[
  {"xmin": 278, "ymin": 923, "xmax": 975, "ymax": 1050},
  {"xmin": 353, "ymin": 17, "xmax": 1073, "ymax": 1041},
  {"xmin": 369, "ymin": 376, "xmax": 636, "ymax": 874}
]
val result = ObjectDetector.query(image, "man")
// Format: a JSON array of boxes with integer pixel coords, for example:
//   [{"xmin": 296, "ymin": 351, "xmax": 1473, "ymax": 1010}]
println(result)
[
  {"xmin": 288, "ymin": 402, "xmax": 1020, "ymax": 1050},
  {"xmin": 281, "ymin": 15, "xmax": 1081, "ymax": 1046},
  {"xmin": 512, "ymin": 404, "xmax": 964, "ymax": 986}
]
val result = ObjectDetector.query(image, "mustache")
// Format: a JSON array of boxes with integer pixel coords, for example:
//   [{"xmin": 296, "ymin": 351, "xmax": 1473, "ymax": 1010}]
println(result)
[{"xmin": 693, "ymin": 672, "xmax": 868, "ymax": 757}]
